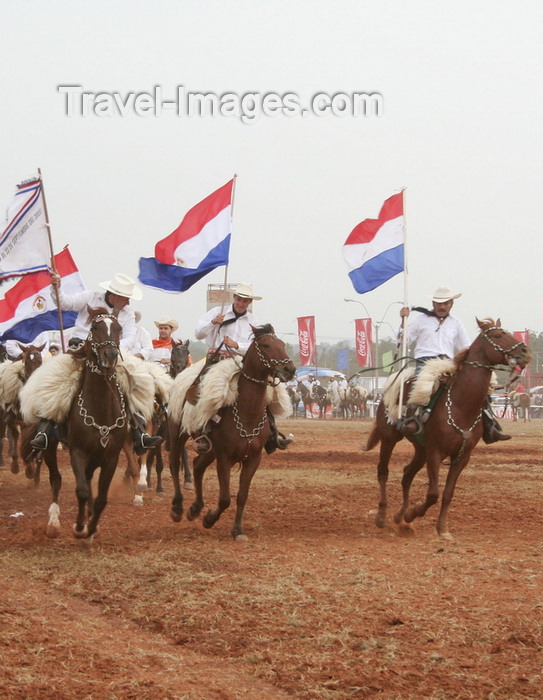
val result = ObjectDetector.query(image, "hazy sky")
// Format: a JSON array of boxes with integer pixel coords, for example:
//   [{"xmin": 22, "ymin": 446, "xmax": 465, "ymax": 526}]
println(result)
[{"xmin": 2, "ymin": 0, "xmax": 542, "ymax": 349}]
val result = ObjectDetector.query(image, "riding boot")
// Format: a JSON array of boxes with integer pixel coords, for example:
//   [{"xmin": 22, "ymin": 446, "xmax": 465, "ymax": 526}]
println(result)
[
  {"xmin": 264, "ymin": 411, "xmax": 293, "ymax": 455},
  {"xmin": 397, "ymin": 405, "xmax": 423, "ymax": 436},
  {"xmin": 482, "ymin": 406, "xmax": 511, "ymax": 444},
  {"xmin": 30, "ymin": 418, "xmax": 55, "ymax": 450},
  {"xmin": 131, "ymin": 411, "xmax": 163, "ymax": 455}
]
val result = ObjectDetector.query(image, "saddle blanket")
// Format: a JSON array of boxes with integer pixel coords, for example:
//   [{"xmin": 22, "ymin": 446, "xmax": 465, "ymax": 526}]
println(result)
[{"xmin": 168, "ymin": 357, "xmax": 292, "ymax": 435}]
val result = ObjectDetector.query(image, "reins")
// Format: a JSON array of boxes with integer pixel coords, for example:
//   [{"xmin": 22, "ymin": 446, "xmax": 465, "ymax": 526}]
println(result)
[{"xmin": 78, "ymin": 312, "xmax": 127, "ymax": 447}]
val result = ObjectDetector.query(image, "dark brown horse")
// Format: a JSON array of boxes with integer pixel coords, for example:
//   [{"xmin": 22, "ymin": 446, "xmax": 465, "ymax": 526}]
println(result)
[
  {"xmin": 25, "ymin": 307, "xmax": 128, "ymax": 539},
  {"xmin": 365, "ymin": 318, "xmax": 531, "ymax": 539},
  {"xmin": 169, "ymin": 324, "xmax": 295, "ymax": 540}
]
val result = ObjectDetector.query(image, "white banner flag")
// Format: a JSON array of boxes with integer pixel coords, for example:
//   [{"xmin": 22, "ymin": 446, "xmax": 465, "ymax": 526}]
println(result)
[{"xmin": 0, "ymin": 176, "xmax": 51, "ymax": 281}]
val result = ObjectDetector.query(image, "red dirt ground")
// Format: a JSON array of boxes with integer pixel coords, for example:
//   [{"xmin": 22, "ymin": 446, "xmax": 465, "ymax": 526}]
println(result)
[{"xmin": 0, "ymin": 418, "xmax": 541, "ymax": 699}]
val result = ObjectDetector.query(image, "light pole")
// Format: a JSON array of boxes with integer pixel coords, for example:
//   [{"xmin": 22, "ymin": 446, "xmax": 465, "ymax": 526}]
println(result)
[{"xmin": 344, "ymin": 299, "xmax": 403, "ymax": 399}]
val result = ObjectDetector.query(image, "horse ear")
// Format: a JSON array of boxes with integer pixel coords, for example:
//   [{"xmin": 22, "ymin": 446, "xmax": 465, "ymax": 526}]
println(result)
[
  {"xmin": 184, "ymin": 339, "xmax": 190, "ymax": 348},
  {"xmin": 496, "ymin": 318, "xmax": 501, "ymax": 327},
  {"xmin": 37, "ymin": 343, "xmax": 47, "ymax": 352}
]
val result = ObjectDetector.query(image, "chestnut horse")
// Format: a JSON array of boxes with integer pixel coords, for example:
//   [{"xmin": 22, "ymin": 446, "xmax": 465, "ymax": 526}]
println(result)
[
  {"xmin": 23, "ymin": 308, "xmax": 128, "ymax": 540},
  {"xmin": 365, "ymin": 318, "xmax": 531, "ymax": 539},
  {"xmin": 169, "ymin": 324, "xmax": 295, "ymax": 540}
]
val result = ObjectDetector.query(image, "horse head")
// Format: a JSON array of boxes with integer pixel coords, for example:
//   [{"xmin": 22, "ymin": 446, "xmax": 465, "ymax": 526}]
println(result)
[
  {"xmin": 475, "ymin": 318, "xmax": 532, "ymax": 370},
  {"xmin": 86, "ymin": 306, "xmax": 122, "ymax": 370},
  {"xmin": 170, "ymin": 339, "xmax": 191, "ymax": 378},
  {"xmin": 246, "ymin": 324, "xmax": 296, "ymax": 384},
  {"xmin": 17, "ymin": 342, "xmax": 45, "ymax": 378}
]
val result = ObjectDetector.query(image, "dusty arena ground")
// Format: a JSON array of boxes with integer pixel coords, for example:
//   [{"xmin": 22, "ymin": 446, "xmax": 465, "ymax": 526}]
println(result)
[{"xmin": 0, "ymin": 417, "xmax": 541, "ymax": 699}]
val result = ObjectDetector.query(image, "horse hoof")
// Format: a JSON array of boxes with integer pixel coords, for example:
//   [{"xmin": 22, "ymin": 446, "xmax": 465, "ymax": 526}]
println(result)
[
  {"xmin": 133, "ymin": 495, "xmax": 144, "ymax": 506},
  {"xmin": 170, "ymin": 510, "xmax": 183, "ymax": 523},
  {"xmin": 72, "ymin": 525, "xmax": 88, "ymax": 539},
  {"xmin": 183, "ymin": 481, "xmax": 194, "ymax": 491},
  {"xmin": 438, "ymin": 530, "xmax": 454, "ymax": 541},
  {"xmin": 46, "ymin": 524, "xmax": 61, "ymax": 538},
  {"xmin": 374, "ymin": 514, "xmax": 386, "ymax": 528},
  {"xmin": 234, "ymin": 533, "xmax": 249, "ymax": 542},
  {"xmin": 136, "ymin": 483, "xmax": 148, "ymax": 493},
  {"xmin": 10, "ymin": 464, "xmax": 19, "ymax": 474},
  {"xmin": 398, "ymin": 522, "xmax": 415, "ymax": 536}
]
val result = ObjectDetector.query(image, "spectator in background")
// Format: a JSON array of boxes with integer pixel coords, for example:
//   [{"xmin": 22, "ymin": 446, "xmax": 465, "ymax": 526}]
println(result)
[{"xmin": 151, "ymin": 316, "xmax": 180, "ymax": 368}]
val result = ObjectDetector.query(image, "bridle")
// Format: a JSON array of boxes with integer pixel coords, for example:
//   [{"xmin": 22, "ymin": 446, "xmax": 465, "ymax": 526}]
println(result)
[
  {"xmin": 463, "ymin": 325, "xmax": 526, "ymax": 372},
  {"xmin": 240, "ymin": 332, "xmax": 292, "ymax": 387},
  {"xmin": 79, "ymin": 313, "xmax": 126, "ymax": 446},
  {"xmin": 85, "ymin": 313, "xmax": 122, "ymax": 372}
]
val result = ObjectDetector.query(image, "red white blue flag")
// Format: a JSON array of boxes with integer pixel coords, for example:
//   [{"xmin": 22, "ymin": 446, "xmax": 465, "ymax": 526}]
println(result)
[
  {"xmin": 0, "ymin": 247, "xmax": 85, "ymax": 343},
  {"xmin": 343, "ymin": 192, "xmax": 404, "ymax": 294},
  {"xmin": 0, "ymin": 177, "xmax": 51, "ymax": 281},
  {"xmin": 138, "ymin": 179, "xmax": 234, "ymax": 292}
]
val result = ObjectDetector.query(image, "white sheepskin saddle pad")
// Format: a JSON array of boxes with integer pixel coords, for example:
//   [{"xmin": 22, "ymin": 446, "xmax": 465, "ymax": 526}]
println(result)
[
  {"xmin": 382, "ymin": 358, "xmax": 457, "ymax": 424},
  {"xmin": 0, "ymin": 360, "xmax": 26, "ymax": 408},
  {"xmin": 168, "ymin": 358, "xmax": 292, "ymax": 435},
  {"xmin": 20, "ymin": 352, "xmax": 160, "ymax": 425}
]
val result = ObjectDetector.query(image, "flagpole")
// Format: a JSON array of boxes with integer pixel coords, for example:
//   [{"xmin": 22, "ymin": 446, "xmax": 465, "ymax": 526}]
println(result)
[
  {"xmin": 397, "ymin": 187, "xmax": 409, "ymax": 422},
  {"xmin": 38, "ymin": 168, "xmax": 66, "ymax": 352}
]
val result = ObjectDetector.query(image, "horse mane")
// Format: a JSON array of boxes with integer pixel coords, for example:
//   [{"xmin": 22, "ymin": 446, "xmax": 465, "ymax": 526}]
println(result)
[{"xmin": 252, "ymin": 323, "xmax": 275, "ymax": 338}]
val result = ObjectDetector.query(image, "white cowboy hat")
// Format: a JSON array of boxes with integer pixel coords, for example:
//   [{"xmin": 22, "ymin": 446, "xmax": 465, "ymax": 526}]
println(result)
[
  {"xmin": 427, "ymin": 285, "xmax": 462, "ymax": 302},
  {"xmin": 99, "ymin": 273, "xmax": 143, "ymax": 300},
  {"xmin": 154, "ymin": 316, "xmax": 179, "ymax": 332},
  {"xmin": 233, "ymin": 283, "xmax": 262, "ymax": 300}
]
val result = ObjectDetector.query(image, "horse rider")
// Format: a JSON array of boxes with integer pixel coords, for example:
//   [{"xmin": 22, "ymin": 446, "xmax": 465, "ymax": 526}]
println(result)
[
  {"xmin": 132, "ymin": 310, "xmax": 154, "ymax": 361},
  {"xmin": 192, "ymin": 282, "xmax": 292, "ymax": 454},
  {"xmin": 151, "ymin": 316, "xmax": 188, "ymax": 368},
  {"xmin": 397, "ymin": 285, "xmax": 510, "ymax": 443},
  {"xmin": 30, "ymin": 272, "xmax": 162, "ymax": 454}
]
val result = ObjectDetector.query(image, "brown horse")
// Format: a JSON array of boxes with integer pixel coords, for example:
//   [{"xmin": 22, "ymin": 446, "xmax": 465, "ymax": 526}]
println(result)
[
  {"xmin": 0, "ymin": 342, "xmax": 45, "ymax": 475},
  {"xmin": 512, "ymin": 392, "xmax": 531, "ymax": 422},
  {"xmin": 23, "ymin": 308, "xmax": 128, "ymax": 539},
  {"xmin": 168, "ymin": 324, "xmax": 295, "ymax": 540},
  {"xmin": 365, "ymin": 318, "xmax": 531, "ymax": 539}
]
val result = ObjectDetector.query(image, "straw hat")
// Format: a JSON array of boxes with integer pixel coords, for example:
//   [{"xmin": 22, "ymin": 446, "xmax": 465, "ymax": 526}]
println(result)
[
  {"xmin": 427, "ymin": 285, "xmax": 462, "ymax": 302},
  {"xmin": 233, "ymin": 283, "xmax": 262, "ymax": 300},
  {"xmin": 99, "ymin": 273, "xmax": 143, "ymax": 300},
  {"xmin": 154, "ymin": 316, "xmax": 179, "ymax": 332}
]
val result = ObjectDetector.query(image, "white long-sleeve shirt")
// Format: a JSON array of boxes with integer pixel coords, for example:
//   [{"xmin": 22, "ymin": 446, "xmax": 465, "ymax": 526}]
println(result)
[
  {"xmin": 195, "ymin": 305, "xmax": 260, "ymax": 355},
  {"xmin": 401, "ymin": 311, "xmax": 471, "ymax": 359},
  {"xmin": 55, "ymin": 286, "xmax": 137, "ymax": 352}
]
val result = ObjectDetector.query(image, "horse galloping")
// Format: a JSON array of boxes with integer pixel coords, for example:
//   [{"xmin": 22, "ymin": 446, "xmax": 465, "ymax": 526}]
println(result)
[
  {"xmin": 168, "ymin": 324, "xmax": 295, "ymax": 540},
  {"xmin": 21, "ymin": 308, "xmax": 131, "ymax": 540},
  {"xmin": 365, "ymin": 318, "xmax": 531, "ymax": 539}
]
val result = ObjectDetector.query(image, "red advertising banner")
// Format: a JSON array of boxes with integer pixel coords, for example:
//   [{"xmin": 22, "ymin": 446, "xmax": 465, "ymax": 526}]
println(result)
[
  {"xmin": 513, "ymin": 331, "xmax": 530, "ymax": 378},
  {"xmin": 297, "ymin": 316, "xmax": 316, "ymax": 366},
  {"xmin": 355, "ymin": 318, "xmax": 373, "ymax": 367}
]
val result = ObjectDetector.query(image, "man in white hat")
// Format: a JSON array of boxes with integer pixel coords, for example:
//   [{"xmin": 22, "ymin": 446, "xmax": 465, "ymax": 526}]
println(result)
[
  {"xmin": 49, "ymin": 271, "xmax": 141, "ymax": 352},
  {"xmin": 397, "ymin": 285, "xmax": 510, "ymax": 442},
  {"xmin": 31, "ymin": 271, "xmax": 162, "ymax": 452},
  {"xmin": 195, "ymin": 283, "xmax": 262, "ymax": 357},
  {"xmin": 151, "ymin": 316, "xmax": 181, "ymax": 367},
  {"xmin": 192, "ymin": 283, "xmax": 292, "ymax": 453}
]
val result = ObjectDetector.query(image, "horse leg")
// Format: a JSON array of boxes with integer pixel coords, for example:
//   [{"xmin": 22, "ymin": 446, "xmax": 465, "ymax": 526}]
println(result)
[
  {"xmin": 86, "ymin": 459, "xmax": 118, "ymax": 539},
  {"xmin": 187, "ymin": 450, "xmax": 215, "ymax": 521},
  {"xmin": 374, "ymin": 439, "xmax": 397, "ymax": 528},
  {"xmin": 71, "ymin": 451, "xmax": 92, "ymax": 538},
  {"xmin": 435, "ymin": 454, "xmax": 471, "ymax": 539},
  {"xmin": 8, "ymin": 425, "xmax": 19, "ymax": 474},
  {"xmin": 202, "ymin": 455, "xmax": 231, "ymax": 530},
  {"xmin": 401, "ymin": 449, "xmax": 440, "ymax": 526},
  {"xmin": 182, "ymin": 446, "xmax": 193, "ymax": 490},
  {"xmin": 231, "ymin": 456, "xmax": 261, "ymax": 541},
  {"xmin": 154, "ymin": 447, "xmax": 165, "ymax": 493},
  {"xmin": 44, "ymin": 443, "xmax": 62, "ymax": 538},
  {"xmin": 169, "ymin": 423, "xmax": 185, "ymax": 522}
]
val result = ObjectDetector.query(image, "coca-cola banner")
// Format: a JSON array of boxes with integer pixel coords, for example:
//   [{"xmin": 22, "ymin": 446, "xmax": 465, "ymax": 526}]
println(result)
[
  {"xmin": 355, "ymin": 318, "xmax": 373, "ymax": 367},
  {"xmin": 297, "ymin": 316, "xmax": 316, "ymax": 366}
]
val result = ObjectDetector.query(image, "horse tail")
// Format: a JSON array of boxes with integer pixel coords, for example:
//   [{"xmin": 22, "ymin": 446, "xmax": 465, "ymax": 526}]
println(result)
[{"xmin": 364, "ymin": 423, "xmax": 381, "ymax": 452}]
